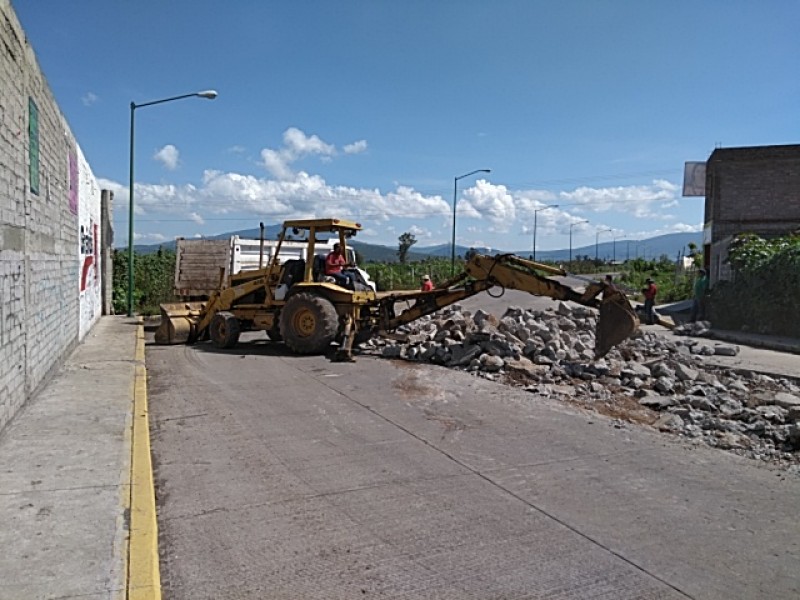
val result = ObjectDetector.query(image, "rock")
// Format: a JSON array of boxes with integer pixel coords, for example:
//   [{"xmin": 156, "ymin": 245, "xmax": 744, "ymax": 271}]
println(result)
[
  {"xmin": 689, "ymin": 396, "xmax": 717, "ymax": 412},
  {"xmin": 654, "ymin": 376, "xmax": 676, "ymax": 394},
  {"xmin": 638, "ymin": 393, "xmax": 679, "ymax": 410},
  {"xmin": 726, "ymin": 379, "xmax": 749, "ymax": 393},
  {"xmin": 787, "ymin": 407, "xmax": 800, "ymax": 424},
  {"xmin": 674, "ymin": 363, "xmax": 699, "ymax": 382},
  {"xmin": 504, "ymin": 357, "xmax": 549, "ymax": 378},
  {"xmin": 756, "ymin": 405, "xmax": 788, "ymax": 423},
  {"xmin": 650, "ymin": 362, "xmax": 675, "ymax": 379},
  {"xmin": 787, "ymin": 424, "xmax": 800, "ymax": 449},
  {"xmin": 653, "ymin": 413, "xmax": 684, "ymax": 432},
  {"xmin": 480, "ymin": 354, "xmax": 505, "ymax": 372},
  {"xmin": 773, "ymin": 392, "xmax": 800, "ymax": 410},
  {"xmin": 472, "ymin": 309, "xmax": 494, "ymax": 328},
  {"xmin": 714, "ymin": 432, "xmax": 749, "ymax": 450},
  {"xmin": 621, "ymin": 362, "xmax": 652, "ymax": 379},
  {"xmin": 382, "ymin": 345, "xmax": 403, "ymax": 358},
  {"xmin": 719, "ymin": 399, "xmax": 744, "ymax": 418},
  {"xmin": 556, "ymin": 301, "xmax": 573, "ymax": 317},
  {"xmin": 714, "ymin": 344, "xmax": 739, "ymax": 356},
  {"xmin": 745, "ymin": 391, "xmax": 774, "ymax": 408},
  {"xmin": 447, "ymin": 344, "xmax": 483, "ymax": 367}
]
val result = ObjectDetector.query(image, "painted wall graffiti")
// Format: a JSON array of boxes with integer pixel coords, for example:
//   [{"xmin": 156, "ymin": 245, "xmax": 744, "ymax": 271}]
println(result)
[
  {"xmin": 77, "ymin": 144, "xmax": 101, "ymax": 339},
  {"xmin": 80, "ymin": 221, "xmax": 97, "ymax": 292}
]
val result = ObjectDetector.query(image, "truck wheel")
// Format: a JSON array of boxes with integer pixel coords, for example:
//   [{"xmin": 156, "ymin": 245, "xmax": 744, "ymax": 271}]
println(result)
[
  {"xmin": 280, "ymin": 293, "xmax": 338, "ymax": 354},
  {"xmin": 209, "ymin": 311, "xmax": 241, "ymax": 349}
]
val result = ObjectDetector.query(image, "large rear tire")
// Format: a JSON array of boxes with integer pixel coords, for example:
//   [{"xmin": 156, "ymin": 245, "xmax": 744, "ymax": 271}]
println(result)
[
  {"xmin": 280, "ymin": 293, "xmax": 338, "ymax": 354},
  {"xmin": 209, "ymin": 311, "xmax": 241, "ymax": 349}
]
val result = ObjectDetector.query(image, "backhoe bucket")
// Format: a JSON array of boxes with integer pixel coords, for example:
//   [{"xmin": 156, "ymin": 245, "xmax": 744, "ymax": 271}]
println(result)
[
  {"xmin": 154, "ymin": 302, "xmax": 206, "ymax": 345},
  {"xmin": 595, "ymin": 293, "xmax": 639, "ymax": 358}
]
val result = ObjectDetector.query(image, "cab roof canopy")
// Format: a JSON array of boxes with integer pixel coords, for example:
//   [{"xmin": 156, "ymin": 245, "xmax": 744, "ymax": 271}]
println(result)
[{"xmin": 281, "ymin": 218, "xmax": 362, "ymax": 233}]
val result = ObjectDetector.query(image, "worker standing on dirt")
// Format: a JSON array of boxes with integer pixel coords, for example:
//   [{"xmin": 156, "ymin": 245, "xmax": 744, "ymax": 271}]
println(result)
[
  {"xmin": 642, "ymin": 277, "xmax": 657, "ymax": 324},
  {"xmin": 421, "ymin": 274, "xmax": 434, "ymax": 292},
  {"xmin": 690, "ymin": 268, "xmax": 709, "ymax": 322},
  {"xmin": 325, "ymin": 243, "xmax": 354, "ymax": 289}
]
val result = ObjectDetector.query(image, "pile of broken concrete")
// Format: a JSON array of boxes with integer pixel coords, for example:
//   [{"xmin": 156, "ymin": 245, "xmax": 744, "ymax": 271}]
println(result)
[{"xmin": 358, "ymin": 302, "xmax": 800, "ymax": 469}]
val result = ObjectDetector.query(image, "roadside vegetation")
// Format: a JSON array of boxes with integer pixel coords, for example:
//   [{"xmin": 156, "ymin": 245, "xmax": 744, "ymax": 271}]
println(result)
[
  {"xmin": 709, "ymin": 233, "xmax": 800, "ymax": 336},
  {"xmin": 112, "ymin": 248, "xmax": 176, "ymax": 315},
  {"xmin": 113, "ymin": 237, "xmax": 703, "ymax": 315}
]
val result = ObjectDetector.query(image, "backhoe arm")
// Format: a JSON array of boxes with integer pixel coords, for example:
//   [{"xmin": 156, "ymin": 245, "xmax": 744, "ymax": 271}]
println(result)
[{"xmin": 463, "ymin": 254, "xmax": 607, "ymax": 308}]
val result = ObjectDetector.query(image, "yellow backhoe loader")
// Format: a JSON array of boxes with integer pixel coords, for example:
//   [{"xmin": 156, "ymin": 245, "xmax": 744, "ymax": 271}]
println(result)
[{"xmin": 155, "ymin": 218, "xmax": 639, "ymax": 360}]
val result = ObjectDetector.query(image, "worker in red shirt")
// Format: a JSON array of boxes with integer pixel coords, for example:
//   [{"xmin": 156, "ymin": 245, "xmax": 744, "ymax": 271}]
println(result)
[
  {"xmin": 325, "ymin": 243, "xmax": 354, "ymax": 289},
  {"xmin": 642, "ymin": 277, "xmax": 657, "ymax": 324},
  {"xmin": 420, "ymin": 274, "xmax": 434, "ymax": 292}
]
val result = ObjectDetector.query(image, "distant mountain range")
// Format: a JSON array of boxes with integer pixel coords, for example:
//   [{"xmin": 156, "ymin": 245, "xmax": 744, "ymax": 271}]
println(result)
[{"xmin": 133, "ymin": 225, "xmax": 702, "ymax": 263}]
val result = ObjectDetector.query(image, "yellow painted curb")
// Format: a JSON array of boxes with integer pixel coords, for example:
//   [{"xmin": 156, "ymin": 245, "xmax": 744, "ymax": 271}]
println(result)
[{"xmin": 128, "ymin": 320, "xmax": 162, "ymax": 599}]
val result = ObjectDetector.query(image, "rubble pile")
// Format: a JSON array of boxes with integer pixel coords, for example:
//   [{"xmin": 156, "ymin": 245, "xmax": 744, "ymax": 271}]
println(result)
[{"xmin": 359, "ymin": 302, "xmax": 800, "ymax": 467}]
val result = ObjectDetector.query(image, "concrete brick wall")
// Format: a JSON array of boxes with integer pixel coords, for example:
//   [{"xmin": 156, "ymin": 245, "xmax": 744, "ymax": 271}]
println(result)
[
  {"xmin": 706, "ymin": 145, "xmax": 800, "ymax": 242},
  {"xmin": 0, "ymin": 1, "xmax": 108, "ymax": 433},
  {"xmin": 704, "ymin": 144, "xmax": 800, "ymax": 283}
]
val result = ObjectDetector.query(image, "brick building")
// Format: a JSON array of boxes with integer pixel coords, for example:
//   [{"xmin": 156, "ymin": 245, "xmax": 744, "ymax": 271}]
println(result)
[{"xmin": 703, "ymin": 144, "xmax": 800, "ymax": 282}]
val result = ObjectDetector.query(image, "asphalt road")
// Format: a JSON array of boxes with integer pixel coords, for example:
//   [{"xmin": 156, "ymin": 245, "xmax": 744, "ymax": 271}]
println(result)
[{"xmin": 146, "ymin": 333, "xmax": 799, "ymax": 599}]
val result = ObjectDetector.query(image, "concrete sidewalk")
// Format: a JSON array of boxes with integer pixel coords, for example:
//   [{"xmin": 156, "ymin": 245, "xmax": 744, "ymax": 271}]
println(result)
[{"xmin": 0, "ymin": 316, "xmax": 156, "ymax": 600}]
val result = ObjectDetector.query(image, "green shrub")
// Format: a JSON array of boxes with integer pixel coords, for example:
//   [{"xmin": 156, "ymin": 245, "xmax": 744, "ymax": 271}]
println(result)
[
  {"xmin": 709, "ymin": 233, "xmax": 800, "ymax": 335},
  {"xmin": 112, "ymin": 248, "xmax": 177, "ymax": 315}
]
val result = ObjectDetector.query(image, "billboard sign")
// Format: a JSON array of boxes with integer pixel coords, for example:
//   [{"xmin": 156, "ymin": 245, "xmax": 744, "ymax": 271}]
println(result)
[{"xmin": 683, "ymin": 161, "xmax": 706, "ymax": 196}]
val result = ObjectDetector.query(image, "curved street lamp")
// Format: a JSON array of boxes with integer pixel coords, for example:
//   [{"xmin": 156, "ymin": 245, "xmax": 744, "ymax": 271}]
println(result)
[
  {"xmin": 451, "ymin": 168, "xmax": 491, "ymax": 275},
  {"xmin": 532, "ymin": 204, "xmax": 559, "ymax": 262},
  {"xmin": 127, "ymin": 90, "xmax": 218, "ymax": 316},
  {"xmin": 568, "ymin": 219, "xmax": 589, "ymax": 270}
]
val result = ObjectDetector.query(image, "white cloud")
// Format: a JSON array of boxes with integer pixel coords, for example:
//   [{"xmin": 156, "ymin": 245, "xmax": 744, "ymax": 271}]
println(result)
[
  {"xmin": 154, "ymin": 144, "xmax": 180, "ymax": 170},
  {"xmin": 189, "ymin": 212, "xmax": 205, "ymax": 225},
  {"xmin": 343, "ymin": 140, "xmax": 368, "ymax": 154},
  {"xmin": 557, "ymin": 179, "xmax": 678, "ymax": 218},
  {"xmin": 81, "ymin": 92, "xmax": 98, "ymax": 106},
  {"xmin": 407, "ymin": 224, "xmax": 431, "ymax": 238},
  {"xmin": 283, "ymin": 127, "xmax": 335, "ymax": 156},
  {"xmin": 459, "ymin": 180, "xmax": 516, "ymax": 230},
  {"xmin": 669, "ymin": 222, "xmax": 703, "ymax": 233},
  {"xmin": 260, "ymin": 127, "xmax": 367, "ymax": 180},
  {"xmin": 133, "ymin": 232, "xmax": 168, "ymax": 242}
]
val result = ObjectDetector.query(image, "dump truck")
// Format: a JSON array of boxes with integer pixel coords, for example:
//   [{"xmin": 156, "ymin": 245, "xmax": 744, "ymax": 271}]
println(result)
[
  {"xmin": 155, "ymin": 218, "xmax": 639, "ymax": 361},
  {"xmin": 173, "ymin": 230, "xmax": 375, "ymax": 298}
]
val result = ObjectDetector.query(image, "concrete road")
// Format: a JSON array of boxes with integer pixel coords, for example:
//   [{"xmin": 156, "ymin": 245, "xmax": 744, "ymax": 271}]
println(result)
[{"xmin": 146, "ymin": 335, "xmax": 799, "ymax": 599}]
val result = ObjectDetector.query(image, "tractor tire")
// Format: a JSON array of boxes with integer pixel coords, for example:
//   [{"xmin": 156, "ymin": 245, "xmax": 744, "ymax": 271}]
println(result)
[
  {"xmin": 280, "ymin": 293, "xmax": 338, "ymax": 354},
  {"xmin": 209, "ymin": 311, "xmax": 241, "ymax": 349}
]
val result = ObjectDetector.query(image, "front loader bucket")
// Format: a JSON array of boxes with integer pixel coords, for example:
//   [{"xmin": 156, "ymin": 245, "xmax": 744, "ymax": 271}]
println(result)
[
  {"xmin": 595, "ymin": 292, "xmax": 639, "ymax": 358},
  {"xmin": 154, "ymin": 302, "xmax": 206, "ymax": 345}
]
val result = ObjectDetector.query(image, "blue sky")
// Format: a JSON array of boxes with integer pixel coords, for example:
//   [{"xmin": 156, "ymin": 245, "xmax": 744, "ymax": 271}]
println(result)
[{"xmin": 13, "ymin": 1, "xmax": 799, "ymax": 252}]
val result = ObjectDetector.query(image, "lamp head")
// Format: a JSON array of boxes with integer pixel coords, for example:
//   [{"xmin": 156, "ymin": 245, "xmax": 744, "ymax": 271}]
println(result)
[{"xmin": 197, "ymin": 90, "xmax": 218, "ymax": 99}]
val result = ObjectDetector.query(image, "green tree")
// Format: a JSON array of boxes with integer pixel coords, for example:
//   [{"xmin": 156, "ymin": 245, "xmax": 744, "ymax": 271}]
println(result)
[{"xmin": 397, "ymin": 232, "xmax": 417, "ymax": 264}]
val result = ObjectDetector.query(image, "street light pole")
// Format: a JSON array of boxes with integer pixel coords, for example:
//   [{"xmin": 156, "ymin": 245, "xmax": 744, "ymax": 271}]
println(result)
[
  {"xmin": 595, "ymin": 227, "xmax": 612, "ymax": 262},
  {"xmin": 568, "ymin": 219, "xmax": 589, "ymax": 270},
  {"xmin": 532, "ymin": 204, "xmax": 559, "ymax": 262},
  {"xmin": 451, "ymin": 168, "xmax": 490, "ymax": 276},
  {"xmin": 127, "ymin": 90, "xmax": 217, "ymax": 316}
]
